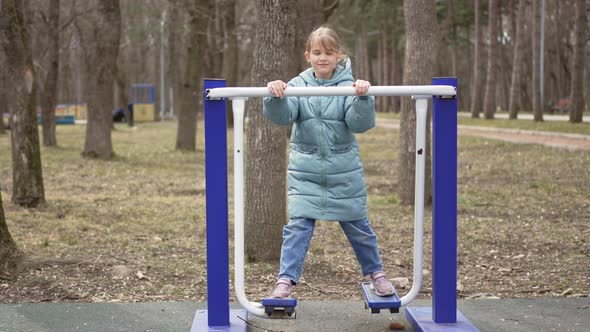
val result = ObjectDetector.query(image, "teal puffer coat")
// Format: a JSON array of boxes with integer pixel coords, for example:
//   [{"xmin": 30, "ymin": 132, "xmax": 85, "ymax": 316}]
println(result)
[{"xmin": 263, "ymin": 59, "xmax": 375, "ymax": 222}]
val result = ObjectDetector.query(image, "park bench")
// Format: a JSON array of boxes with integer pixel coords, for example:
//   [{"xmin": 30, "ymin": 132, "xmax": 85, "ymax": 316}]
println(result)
[{"xmin": 549, "ymin": 98, "xmax": 571, "ymax": 114}]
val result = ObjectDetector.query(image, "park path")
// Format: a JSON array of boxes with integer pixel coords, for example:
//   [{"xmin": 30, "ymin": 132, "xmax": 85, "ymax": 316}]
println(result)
[{"xmin": 376, "ymin": 119, "xmax": 590, "ymax": 151}]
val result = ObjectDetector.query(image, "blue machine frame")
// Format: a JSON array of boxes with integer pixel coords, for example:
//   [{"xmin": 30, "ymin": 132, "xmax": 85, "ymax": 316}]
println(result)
[{"xmin": 194, "ymin": 77, "xmax": 479, "ymax": 332}]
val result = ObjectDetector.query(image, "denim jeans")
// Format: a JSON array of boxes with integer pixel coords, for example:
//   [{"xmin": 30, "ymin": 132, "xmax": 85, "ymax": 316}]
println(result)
[{"xmin": 278, "ymin": 217, "xmax": 383, "ymax": 283}]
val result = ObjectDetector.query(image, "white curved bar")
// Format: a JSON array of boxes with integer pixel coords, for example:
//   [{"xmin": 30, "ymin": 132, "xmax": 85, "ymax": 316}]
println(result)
[
  {"xmin": 231, "ymin": 94, "xmax": 428, "ymax": 312},
  {"xmin": 207, "ymin": 85, "xmax": 456, "ymax": 99},
  {"xmin": 399, "ymin": 97, "xmax": 427, "ymax": 306},
  {"xmin": 232, "ymin": 98, "xmax": 267, "ymax": 317}
]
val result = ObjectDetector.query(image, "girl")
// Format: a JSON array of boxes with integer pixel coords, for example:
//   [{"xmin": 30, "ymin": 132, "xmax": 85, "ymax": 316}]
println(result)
[{"xmin": 263, "ymin": 26, "xmax": 394, "ymax": 299}]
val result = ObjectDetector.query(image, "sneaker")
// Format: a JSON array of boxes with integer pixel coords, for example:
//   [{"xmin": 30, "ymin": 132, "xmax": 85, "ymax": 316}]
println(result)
[
  {"xmin": 370, "ymin": 271, "xmax": 394, "ymax": 297},
  {"xmin": 269, "ymin": 278, "xmax": 294, "ymax": 299}
]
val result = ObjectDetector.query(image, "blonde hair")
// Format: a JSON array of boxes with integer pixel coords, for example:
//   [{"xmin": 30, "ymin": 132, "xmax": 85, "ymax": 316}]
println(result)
[{"xmin": 306, "ymin": 26, "xmax": 347, "ymax": 60}]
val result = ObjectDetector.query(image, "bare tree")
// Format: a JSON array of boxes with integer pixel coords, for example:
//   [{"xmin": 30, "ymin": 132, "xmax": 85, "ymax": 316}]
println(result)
[
  {"xmin": 0, "ymin": 183, "xmax": 22, "ymax": 274},
  {"xmin": 81, "ymin": 0, "xmax": 122, "ymax": 158},
  {"xmin": 245, "ymin": 0, "xmax": 297, "ymax": 261},
  {"xmin": 222, "ymin": 0, "xmax": 238, "ymax": 126},
  {"xmin": 0, "ymin": 48, "xmax": 6, "ymax": 135},
  {"xmin": 399, "ymin": 0, "xmax": 437, "ymax": 205},
  {"xmin": 569, "ymin": 0, "xmax": 586, "ymax": 123},
  {"xmin": 470, "ymin": 0, "xmax": 484, "ymax": 118},
  {"xmin": 295, "ymin": 0, "xmax": 324, "ymax": 72},
  {"xmin": 166, "ymin": 0, "xmax": 181, "ymax": 118},
  {"xmin": 483, "ymin": 0, "xmax": 499, "ymax": 119},
  {"xmin": 40, "ymin": 0, "xmax": 60, "ymax": 146},
  {"xmin": 531, "ymin": 0, "xmax": 543, "ymax": 121},
  {"xmin": 508, "ymin": 0, "xmax": 527, "ymax": 119},
  {"xmin": 1, "ymin": 0, "xmax": 46, "ymax": 207},
  {"xmin": 175, "ymin": 0, "xmax": 208, "ymax": 151},
  {"xmin": 389, "ymin": 4, "xmax": 402, "ymax": 114}
]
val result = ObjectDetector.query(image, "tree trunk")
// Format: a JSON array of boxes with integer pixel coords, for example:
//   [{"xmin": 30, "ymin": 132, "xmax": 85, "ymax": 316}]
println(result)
[
  {"xmin": 205, "ymin": 0, "xmax": 223, "ymax": 79},
  {"xmin": 115, "ymin": 60, "xmax": 130, "ymax": 126},
  {"xmin": 175, "ymin": 0, "xmax": 207, "ymax": 151},
  {"xmin": 166, "ymin": 0, "xmax": 181, "ymax": 118},
  {"xmin": 390, "ymin": 4, "xmax": 401, "ymax": 113},
  {"xmin": 222, "ymin": 0, "xmax": 238, "ymax": 127},
  {"xmin": 569, "ymin": 0, "xmax": 586, "ymax": 123},
  {"xmin": 379, "ymin": 20, "xmax": 389, "ymax": 112},
  {"xmin": 361, "ymin": 21, "xmax": 370, "ymax": 81},
  {"xmin": 40, "ymin": 0, "xmax": 60, "ymax": 146},
  {"xmin": 82, "ymin": 0, "xmax": 121, "ymax": 158},
  {"xmin": 508, "ymin": 0, "xmax": 527, "ymax": 119},
  {"xmin": 446, "ymin": 0, "xmax": 457, "ymax": 77},
  {"xmin": 531, "ymin": 0, "xmax": 543, "ymax": 121},
  {"xmin": 245, "ymin": 0, "xmax": 296, "ymax": 262},
  {"xmin": 399, "ymin": 0, "xmax": 437, "ymax": 205},
  {"xmin": 0, "ymin": 49, "xmax": 6, "ymax": 135},
  {"xmin": 1, "ymin": 0, "xmax": 46, "ymax": 207},
  {"xmin": 483, "ymin": 0, "xmax": 499, "ymax": 119},
  {"xmin": 376, "ymin": 27, "xmax": 383, "ymax": 112},
  {"xmin": 0, "ymin": 184, "xmax": 22, "ymax": 274},
  {"xmin": 470, "ymin": 0, "xmax": 484, "ymax": 118},
  {"xmin": 296, "ymin": 0, "xmax": 323, "ymax": 72}
]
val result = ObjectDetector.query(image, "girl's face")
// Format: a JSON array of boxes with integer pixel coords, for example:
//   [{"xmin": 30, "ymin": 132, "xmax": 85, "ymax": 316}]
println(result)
[{"xmin": 305, "ymin": 44, "xmax": 339, "ymax": 80}]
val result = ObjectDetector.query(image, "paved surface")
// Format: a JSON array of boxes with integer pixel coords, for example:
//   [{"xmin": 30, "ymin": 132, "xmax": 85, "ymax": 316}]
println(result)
[
  {"xmin": 458, "ymin": 112, "xmax": 590, "ymax": 122},
  {"xmin": 376, "ymin": 119, "xmax": 590, "ymax": 151},
  {"xmin": 0, "ymin": 298, "xmax": 588, "ymax": 331}
]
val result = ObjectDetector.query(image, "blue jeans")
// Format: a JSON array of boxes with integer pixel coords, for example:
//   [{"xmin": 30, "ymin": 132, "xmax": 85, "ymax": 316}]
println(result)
[{"xmin": 278, "ymin": 217, "xmax": 383, "ymax": 283}]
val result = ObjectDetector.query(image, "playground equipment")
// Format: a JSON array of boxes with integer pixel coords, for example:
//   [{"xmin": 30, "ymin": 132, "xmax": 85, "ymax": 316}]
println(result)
[
  {"xmin": 130, "ymin": 83, "xmax": 156, "ymax": 122},
  {"xmin": 192, "ymin": 78, "xmax": 479, "ymax": 332}
]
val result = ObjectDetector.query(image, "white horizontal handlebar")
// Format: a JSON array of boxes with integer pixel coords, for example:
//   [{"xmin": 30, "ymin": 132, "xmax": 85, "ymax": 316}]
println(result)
[{"xmin": 206, "ymin": 85, "xmax": 456, "ymax": 99}]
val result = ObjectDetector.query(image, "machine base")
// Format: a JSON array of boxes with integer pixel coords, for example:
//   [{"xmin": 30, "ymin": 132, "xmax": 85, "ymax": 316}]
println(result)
[
  {"xmin": 191, "ymin": 309, "xmax": 248, "ymax": 332},
  {"xmin": 405, "ymin": 307, "xmax": 479, "ymax": 332}
]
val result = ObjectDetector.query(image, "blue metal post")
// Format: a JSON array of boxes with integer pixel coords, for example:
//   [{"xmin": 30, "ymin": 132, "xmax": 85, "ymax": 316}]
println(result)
[
  {"xmin": 405, "ymin": 78, "xmax": 478, "ymax": 331},
  {"xmin": 431, "ymin": 77, "xmax": 458, "ymax": 323},
  {"xmin": 150, "ymin": 84, "xmax": 156, "ymax": 104},
  {"xmin": 192, "ymin": 79, "xmax": 247, "ymax": 332},
  {"xmin": 204, "ymin": 79, "xmax": 229, "ymax": 327}
]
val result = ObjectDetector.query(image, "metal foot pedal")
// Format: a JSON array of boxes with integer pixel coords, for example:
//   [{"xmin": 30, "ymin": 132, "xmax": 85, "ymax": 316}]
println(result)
[
  {"xmin": 261, "ymin": 298, "xmax": 297, "ymax": 319},
  {"xmin": 361, "ymin": 281, "xmax": 401, "ymax": 314}
]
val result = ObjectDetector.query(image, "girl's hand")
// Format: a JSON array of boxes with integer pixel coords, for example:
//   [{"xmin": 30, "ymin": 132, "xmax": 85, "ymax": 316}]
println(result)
[
  {"xmin": 267, "ymin": 80, "xmax": 288, "ymax": 98},
  {"xmin": 353, "ymin": 79, "xmax": 371, "ymax": 96}
]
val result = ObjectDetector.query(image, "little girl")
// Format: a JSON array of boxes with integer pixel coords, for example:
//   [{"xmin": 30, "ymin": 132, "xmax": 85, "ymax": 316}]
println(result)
[{"xmin": 263, "ymin": 26, "xmax": 394, "ymax": 298}]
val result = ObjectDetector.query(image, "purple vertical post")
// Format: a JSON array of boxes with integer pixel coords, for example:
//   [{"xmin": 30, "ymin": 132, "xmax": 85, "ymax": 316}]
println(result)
[
  {"xmin": 192, "ymin": 79, "xmax": 247, "ymax": 332},
  {"xmin": 405, "ymin": 78, "xmax": 478, "ymax": 331},
  {"xmin": 192, "ymin": 79, "xmax": 229, "ymax": 330},
  {"xmin": 204, "ymin": 79, "xmax": 229, "ymax": 327},
  {"xmin": 431, "ymin": 77, "xmax": 458, "ymax": 323}
]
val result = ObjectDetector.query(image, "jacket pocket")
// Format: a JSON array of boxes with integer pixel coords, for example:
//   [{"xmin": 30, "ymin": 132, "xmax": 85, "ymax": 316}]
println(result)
[
  {"xmin": 329, "ymin": 143, "xmax": 353, "ymax": 154},
  {"xmin": 292, "ymin": 143, "xmax": 318, "ymax": 155}
]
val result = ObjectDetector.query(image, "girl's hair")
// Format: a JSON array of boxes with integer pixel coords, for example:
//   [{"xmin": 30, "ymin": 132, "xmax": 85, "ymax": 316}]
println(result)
[{"xmin": 306, "ymin": 26, "xmax": 347, "ymax": 60}]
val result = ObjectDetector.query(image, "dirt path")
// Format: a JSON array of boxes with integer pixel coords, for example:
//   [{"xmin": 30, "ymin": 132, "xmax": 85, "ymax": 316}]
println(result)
[{"xmin": 377, "ymin": 119, "xmax": 590, "ymax": 151}]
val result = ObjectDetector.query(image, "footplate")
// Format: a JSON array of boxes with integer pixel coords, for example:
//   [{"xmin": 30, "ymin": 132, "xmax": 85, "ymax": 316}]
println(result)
[
  {"xmin": 361, "ymin": 281, "xmax": 401, "ymax": 314},
  {"xmin": 261, "ymin": 298, "xmax": 297, "ymax": 319}
]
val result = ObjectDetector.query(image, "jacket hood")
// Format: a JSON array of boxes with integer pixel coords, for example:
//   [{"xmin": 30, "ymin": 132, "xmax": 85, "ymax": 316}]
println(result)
[{"xmin": 299, "ymin": 57, "xmax": 353, "ymax": 86}]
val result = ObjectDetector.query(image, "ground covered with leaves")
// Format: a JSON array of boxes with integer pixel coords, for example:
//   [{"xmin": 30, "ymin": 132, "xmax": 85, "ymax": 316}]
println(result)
[{"xmin": 0, "ymin": 120, "xmax": 588, "ymax": 304}]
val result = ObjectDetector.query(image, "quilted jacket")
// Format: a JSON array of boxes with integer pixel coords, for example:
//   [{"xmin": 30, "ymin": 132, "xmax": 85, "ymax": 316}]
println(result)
[{"xmin": 263, "ymin": 59, "xmax": 375, "ymax": 221}]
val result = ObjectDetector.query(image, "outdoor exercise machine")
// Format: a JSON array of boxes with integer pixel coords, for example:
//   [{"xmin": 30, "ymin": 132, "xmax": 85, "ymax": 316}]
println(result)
[{"xmin": 192, "ymin": 78, "xmax": 479, "ymax": 332}]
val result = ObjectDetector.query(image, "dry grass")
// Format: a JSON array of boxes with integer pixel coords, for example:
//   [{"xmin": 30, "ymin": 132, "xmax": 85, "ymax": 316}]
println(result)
[{"xmin": 0, "ymin": 120, "xmax": 588, "ymax": 304}]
